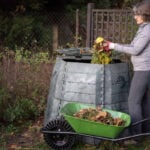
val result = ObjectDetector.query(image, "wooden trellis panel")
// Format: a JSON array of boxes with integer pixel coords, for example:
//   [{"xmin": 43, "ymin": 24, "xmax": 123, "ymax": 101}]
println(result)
[{"xmin": 86, "ymin": 4, "xmax": 138, "ymax": 47}]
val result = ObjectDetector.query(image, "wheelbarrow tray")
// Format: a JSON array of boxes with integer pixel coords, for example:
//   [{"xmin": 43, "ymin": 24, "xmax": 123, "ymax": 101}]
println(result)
[{"xmin": 61, "ymin": 102, "xmax": 131, "ymax": 138}]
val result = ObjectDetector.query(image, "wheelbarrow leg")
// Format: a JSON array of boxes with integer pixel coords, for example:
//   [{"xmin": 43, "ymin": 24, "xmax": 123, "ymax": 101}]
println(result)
[
  {"xmin": 95, "ymin": 142, "xmax": 101, "ymax": 150},
  {"xmin": 94, "ymin": 139, "xmax": 102, "ymax": 150}
]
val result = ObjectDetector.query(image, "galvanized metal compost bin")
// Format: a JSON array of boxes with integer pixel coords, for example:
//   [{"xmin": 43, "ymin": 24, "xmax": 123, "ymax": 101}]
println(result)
[{"xmin": 44, "ymin": 48, "xmax": 130, "ymax": 126}]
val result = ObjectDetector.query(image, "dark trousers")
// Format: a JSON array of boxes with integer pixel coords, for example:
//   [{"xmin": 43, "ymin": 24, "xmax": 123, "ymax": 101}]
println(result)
[{"xmin": 128, "ymin": 71, "xmax": 150, "ymax": 134}]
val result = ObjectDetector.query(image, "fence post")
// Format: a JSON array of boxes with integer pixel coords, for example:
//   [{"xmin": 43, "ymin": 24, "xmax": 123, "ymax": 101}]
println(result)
[
  {"xmin": 86, "ymin": 3, "xmax": 95, "ymax": 48},
  {"xmin": 52, "ymin": 24, "xmax": 58, "ymax": 50},
  {"xmin": 75, "ymin": 9, "xmax": 79, "ymax": 47}
]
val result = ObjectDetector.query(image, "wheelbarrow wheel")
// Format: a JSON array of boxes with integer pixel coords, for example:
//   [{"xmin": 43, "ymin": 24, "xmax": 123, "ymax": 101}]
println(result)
[{"xmin": 43, "ymin": 118, "xmax": 76, "ymax": 150}]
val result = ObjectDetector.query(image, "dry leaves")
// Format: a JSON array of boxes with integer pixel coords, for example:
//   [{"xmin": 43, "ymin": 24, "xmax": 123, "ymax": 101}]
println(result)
[{"xmin": 74, "ymin": 107, "xmax": 125, "ymax": 126}]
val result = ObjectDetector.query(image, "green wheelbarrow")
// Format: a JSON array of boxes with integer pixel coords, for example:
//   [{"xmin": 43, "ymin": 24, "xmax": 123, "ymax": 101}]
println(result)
[{"xmin": 41, "ymin": 102, "xmax": 150, "ymax": 150}]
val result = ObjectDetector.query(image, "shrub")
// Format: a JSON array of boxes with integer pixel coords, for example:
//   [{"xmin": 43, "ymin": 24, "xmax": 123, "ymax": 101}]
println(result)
[
  {"xmin": 0, "ymin": 48, "xmax": 52, "ymax": 129},
  {"xmin": 4, "ymin": 98, "xmax": 39, "ymax": 125},
  {"xmin": 0, "ymin": 88, "xmax": 11, "ymax": 123}
]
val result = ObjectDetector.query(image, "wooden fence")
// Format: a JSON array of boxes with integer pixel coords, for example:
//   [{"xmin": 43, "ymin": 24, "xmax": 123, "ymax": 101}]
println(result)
[{"xmin": 86, "ymin": 3, "xmax": 138, "ymax": 47}]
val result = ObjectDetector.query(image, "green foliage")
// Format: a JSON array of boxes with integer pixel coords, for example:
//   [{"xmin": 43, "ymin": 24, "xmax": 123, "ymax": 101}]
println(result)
[
  {"xmin": 65, "ymin": 0, "xmax": 111, "ymax": 11},
  {"xmin": 26, "ymin": 0, "xmax": 48, "ymax": 11},
  {"xmin": 4, "ymin": 124, "xmax": 18, "ymax": 133},
  {"xmin": 15, "ymin": 47, "xmax": 31, "ymax": 62},
  {"xmin": 15, "ymin": 47, "xmax": 50, "ymax": 64},
  {"xmin": 0, "ymin": 48, "xmax": 51, "ymax": 123},
  {"xmin": 4, "ymin": 98, "xmax": 39, "ymax": 124},
  {"xmin": 32, "ymin": 17, "xmax": 53, "ymax": 49},
  {"xmin": 6, "ymin": 16, "xmax": 34, "ymax": 49},
  {"xmin": 0, "ymin": 13, "xmax": 53, "ymax": 51},
  {"xmin": 0, "ymin": 88, "xmax": 11, "ymax": 122},
  {"xmin": 0, "ymin": 16, "xmax": 12, "ymax": 45}
]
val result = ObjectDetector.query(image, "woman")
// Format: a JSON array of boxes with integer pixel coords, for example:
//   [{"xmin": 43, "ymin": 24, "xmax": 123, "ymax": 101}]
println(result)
[{"xmin": 108, "ymin": 0, "xmax": 150, "ymax": 134}]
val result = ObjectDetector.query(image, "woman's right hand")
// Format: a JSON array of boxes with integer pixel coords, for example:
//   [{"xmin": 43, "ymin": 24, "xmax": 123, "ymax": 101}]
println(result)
[{"xmin": 103, "ymin": 41, "xmax": 115, "ymax": 50}]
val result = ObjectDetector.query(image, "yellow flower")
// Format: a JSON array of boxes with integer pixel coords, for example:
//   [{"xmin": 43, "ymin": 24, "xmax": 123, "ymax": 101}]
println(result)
[
  {"xmin": 91, "ymin": 36, "xmax": 112, "ymax": 64},
  {"xmin": 95, "ymin": 37, "xmax": 104, "ymax": 44}
]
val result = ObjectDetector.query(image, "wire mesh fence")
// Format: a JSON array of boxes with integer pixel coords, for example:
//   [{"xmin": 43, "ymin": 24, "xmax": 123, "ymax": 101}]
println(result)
[
  {"xmin": 0, "ymin": 10, "xmax": 87, "ymax": 56},
  {"xmin": 0, "ymin": 6, "xmax": 138, "ymax": 60}
]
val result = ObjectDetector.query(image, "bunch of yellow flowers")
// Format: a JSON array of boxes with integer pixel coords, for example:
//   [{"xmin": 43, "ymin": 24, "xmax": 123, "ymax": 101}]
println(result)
[{"xmin": 91, "ymin": 37, "xmax": 112, "ymax": 64}]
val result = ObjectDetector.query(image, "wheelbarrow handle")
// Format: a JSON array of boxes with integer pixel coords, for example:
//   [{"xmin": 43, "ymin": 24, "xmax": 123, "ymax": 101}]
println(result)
[{"xmin": 131, "ymin": 117, "xmax": 150, "ymax": 127}]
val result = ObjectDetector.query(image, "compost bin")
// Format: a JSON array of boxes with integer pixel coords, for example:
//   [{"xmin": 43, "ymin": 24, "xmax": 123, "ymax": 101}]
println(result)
[{"xmin": 44, "ymin": 48, "xmax": 130, "ymax": 126}]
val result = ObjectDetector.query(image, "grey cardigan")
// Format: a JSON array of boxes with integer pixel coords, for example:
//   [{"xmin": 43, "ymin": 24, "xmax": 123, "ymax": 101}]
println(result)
[{"xmin": 114, "ymin": 23, "xmax": 150, "ymax": 71}]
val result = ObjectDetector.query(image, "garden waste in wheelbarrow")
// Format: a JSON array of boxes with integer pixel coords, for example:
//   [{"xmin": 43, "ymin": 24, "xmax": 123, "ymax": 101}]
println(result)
[{"xmin": 61, "ymin": 102, "xmax": 131, "ymax": 139}]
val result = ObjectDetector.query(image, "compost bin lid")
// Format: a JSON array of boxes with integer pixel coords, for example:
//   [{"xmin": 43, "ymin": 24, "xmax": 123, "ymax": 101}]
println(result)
[{"xmin": 56, "ymin": 47, "xmax": 92, "ymax": 60}]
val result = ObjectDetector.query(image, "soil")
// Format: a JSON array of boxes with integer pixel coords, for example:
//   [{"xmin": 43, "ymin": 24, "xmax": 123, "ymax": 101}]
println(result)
[
  {"xmin": 5, "ymin": 116, "xmax": 150, "ymax": 150},
  {"xmin": 6, "ymin": 117, "xmax": 45, "ymax": 149}
]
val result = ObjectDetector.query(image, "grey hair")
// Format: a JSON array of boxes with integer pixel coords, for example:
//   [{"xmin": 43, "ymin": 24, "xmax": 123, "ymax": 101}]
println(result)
[{"xmin": 133, "ymin": 0, "xmax": 150, "ymax": 21}]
